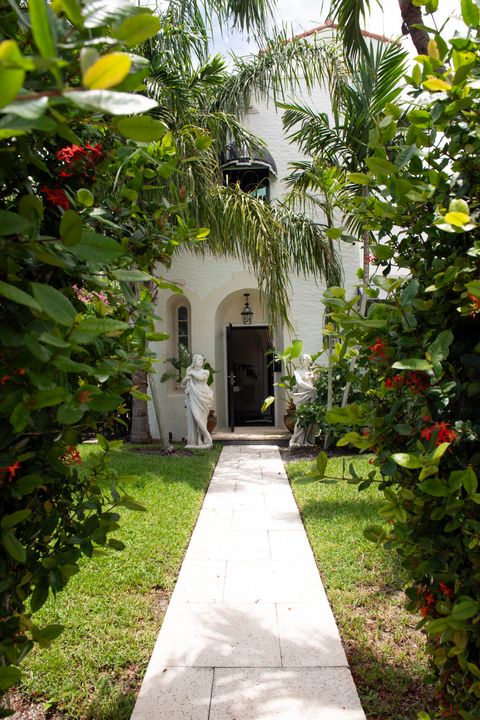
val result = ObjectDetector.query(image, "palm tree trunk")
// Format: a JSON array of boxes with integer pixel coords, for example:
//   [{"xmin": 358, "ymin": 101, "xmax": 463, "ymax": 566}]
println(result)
[
  {"xmin": 341, "ymin": 189, "xmax": 370, "ymax": 409},
  {"xmin": 399, "ymin": 0, "xmax": 429, "ymax": 56},
  {"xmin": 129, "ymin": 369, "xmax": 152, "ymax": 444},
  {"xmin": 149, "ymin": 371, "xmax": 174, "ymax": 453},
  {"xmin": 323, "ymin": 333, "xmax": 334, "ymax": 450}
]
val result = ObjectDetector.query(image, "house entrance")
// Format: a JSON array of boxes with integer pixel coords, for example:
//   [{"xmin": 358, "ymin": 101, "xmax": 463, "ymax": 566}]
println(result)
[{"xmin": 226, "ymin": 324, "xmax": 274, "ymax": 429}]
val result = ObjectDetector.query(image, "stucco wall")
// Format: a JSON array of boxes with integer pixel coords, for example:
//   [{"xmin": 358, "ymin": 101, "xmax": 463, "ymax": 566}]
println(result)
[{"xmin": 147, "ymin": 76, "xmax": 362, "ymax": 440}]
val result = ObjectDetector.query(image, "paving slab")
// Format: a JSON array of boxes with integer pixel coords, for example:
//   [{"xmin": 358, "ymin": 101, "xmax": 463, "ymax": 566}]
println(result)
[
  {"xmin": 131, "ymin": 445, "xmax": 366, "ymax": 720},
  {"xmin": 209, "ymin": 667, "xmax": 366, "ymax": 720}
]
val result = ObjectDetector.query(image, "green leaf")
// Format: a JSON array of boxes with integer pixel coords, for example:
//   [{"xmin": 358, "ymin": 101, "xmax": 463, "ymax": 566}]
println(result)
[
  {"xmin": 83, "ymin": 53, "xmax": 131, "ymax": 90},
  {"xmin": 363, "ymin": 524, "xmax": 387, "ymax": 544},
  {"xmin": 30, "ymin": 582, "xmax": 49, "ymax": 612},
  {"xmin": 31, "ymin": 283, "xmax": 77, "ymax": 326},
  {"xmin": 32, "ymin": 387, "xmax": 68, "ymax": 409},
  {"xmin": 29, "ymin": 0, "xmax": 55, "ymax": 59},
  {"xmin": 1, "ymin": 96, "xmax": 48, "ymax": 119},
  {"xmin": 391, "ymin": 453, "xmax": 422, "ymax": 469},
  {"xmin": 261, "ymin": 395, "xmax": 275, "ymax": 413},
  {"xmin": 451, "ymin": 599, "xmax": 479, "ymax": 620},
  {"xmin": 444, "ymin": 211, "xmax": 471, "ymax": 227},
  {"xmin": 2, "ymin": 530, "xmax": 27, "ymax": 562},
  {"xmin": 463, "ymin": 467, "xmax": 478, "ymax": 495},
  {"xmin": 418, "ymin": 478, "xmax": 449, "ymax": 496},
  {"xmin": 88, "ymin": 394, "xmax": 123, "ymax": 411},
  {"xmin": 391, "ymin": 358, "xmax": 433, "ymax": 371},
  {"xmin": 370, "ymin": 244, "xmax": 394, "ymax": 261},
  {"xmin": 0, "ymin": 210, "xmax": 31, "ymax": 236},
  {"xmin": 60, "ymin": 210, "xmax": 82, "ymax": 246},
  {"xmin": 66, "ymin": 90, "xmax": 157, "ymax": 115},
  {"xmin": 461, "ymin": 0, "xmax": 480, "ymax": 26},
  {"xmin": 0, "ymin": 665, "xmax": 21, "ymax": 691},
  {"xmin": 117, "ymin": 115, "xmax": 167, "ymax": 142},
  {"xmin": 0, "ymin": 280, "xmax": 41, "ymax": 311},
  {"xmin": 316, "ymin": 451, "xmax": 328, "ymax": 479},
  {"xmin": 1, "ymin": 509, "xmax": 32, "ymax": 530},
  {"xmin": 57, "ymin": 0, "xmax": 83, "ymax": 27},
  {"xmin": 74, "ymin": 318, "xmax": 129, "ymax": 336},
  {"xmin": 76, "ymin": 188, "xmax": 94, "ymax": 207},
  {"xmin": 0, "ymin": 41, "xmax": 26, "ymax": 109},
  {"xmin": 365, "ymin": 156, "xmax": 397, "ymax": 178},
  {"xmin": 348, "ymin": 172, "xmax": 370, "ymax": 185},
  {"xmin": 113, "ymin": 13, "xmax": 161, "ymax": 46},
  {"xmin": 70, "ymin": 232, "xmax": 124, "ymax": 264},
  {"xmin": 108, "ymin": 538, "xmax": 126, "ymax": 551},
  {"xmin": 112, "ymin": 269, "xmax": 151, "ymax": 282}
]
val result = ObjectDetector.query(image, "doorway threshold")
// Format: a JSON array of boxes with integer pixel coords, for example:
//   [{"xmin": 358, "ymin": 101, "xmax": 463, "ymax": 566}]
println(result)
[{"xmin": 213, "ymin": 426, "xmax": 291, "ymax": 445}]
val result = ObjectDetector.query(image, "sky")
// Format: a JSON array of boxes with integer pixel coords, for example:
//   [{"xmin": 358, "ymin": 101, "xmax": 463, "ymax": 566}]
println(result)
[{"xmin": 213, "ymin": 0, "xmax": 464, "ymax": 59}]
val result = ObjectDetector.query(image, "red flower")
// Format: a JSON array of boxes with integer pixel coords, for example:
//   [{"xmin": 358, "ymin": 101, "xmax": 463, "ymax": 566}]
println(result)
[
  {"xmin": 467, "ymin": 293, "xmax": 480, "ymax": 317},
  {"xmin": 421, "ymin": 421, "xmax": 458, "ymax": 445},
  {"xmin": 40, "ymin": 186, "xmax": 70, "ymax": 210},
  {"xmin": 368, "ymin": 337, "xmax": 388, "ymax": 362},
  {"xmin": 60, "ymin": 447, "xmax": 82, "ymax": 465},
  {"xmin": 405, "ymin": 370, "xmax": 430, "ymax": 393},
  {"xmin": 1, "ymin": 460, "xmax": 21, "ymax": 482},
  {"xmin": 385, "ymin": 374, "xmax": 404, "ymax": 389},
  {"xmin": 439, "ymin": 582, "xmax": 453, "ymax": 598},
  {"xmin": 0, "ymin": 374, "xmax": 12, "ymax": 385}
]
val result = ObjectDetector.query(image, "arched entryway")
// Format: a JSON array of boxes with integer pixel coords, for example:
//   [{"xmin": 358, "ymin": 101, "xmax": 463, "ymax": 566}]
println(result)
[{"xmin": 214, "ymin": 290, "xmax": 283, "ymax": 430}]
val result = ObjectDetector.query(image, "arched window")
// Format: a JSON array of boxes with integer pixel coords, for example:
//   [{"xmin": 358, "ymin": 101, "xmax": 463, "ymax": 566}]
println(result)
[{"xmin": 178, "ymin": 305, "xmax": 189, "ymax": 349}]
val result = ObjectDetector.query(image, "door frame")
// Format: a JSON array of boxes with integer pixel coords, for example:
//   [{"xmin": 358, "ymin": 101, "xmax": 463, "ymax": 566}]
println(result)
[{"xmin": 226, "ymin": 323, "xmax": 274, "ymax": 430}]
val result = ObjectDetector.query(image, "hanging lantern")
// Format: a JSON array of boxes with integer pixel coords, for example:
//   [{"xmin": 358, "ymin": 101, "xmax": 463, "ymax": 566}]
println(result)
[{"xmin": 240, "ymin": 293, "xmax": 254, "ymax": 325}]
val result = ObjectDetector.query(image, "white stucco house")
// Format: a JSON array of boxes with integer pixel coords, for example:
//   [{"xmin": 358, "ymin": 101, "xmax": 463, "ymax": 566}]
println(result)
[{"xmin": 148, "ymin": 25, "xmax": 390, "ymax": 441}]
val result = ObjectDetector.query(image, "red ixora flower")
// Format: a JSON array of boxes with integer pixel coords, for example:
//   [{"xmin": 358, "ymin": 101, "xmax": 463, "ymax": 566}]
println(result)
[
  {"xmin": 385, "ymin": 371, "xmax": 430, "ymax": 393},
  {"xmin": 439, "ymin": 581, "xmax": 453, "ymax": 598},
  {"xmin": 421, "ymin": 421, "xmax": 458, "ymax": 445},
  {"xmin": 368, "ymin": 337, "xmax": 388, "ymax": 362},
  {"xmin": 0, "ymin": 460, "xmax": 21, "ymax": 482},
  {"xmin": 40, "ymin": 186, "xmax": 70, "ymax": 210},
  {"xmin": 56, "ymin": 143, "xmax": 103, "ymax": 174}
]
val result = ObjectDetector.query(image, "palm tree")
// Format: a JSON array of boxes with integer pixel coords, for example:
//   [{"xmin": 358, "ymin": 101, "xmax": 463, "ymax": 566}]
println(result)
[
  {"xmin": 126, "ymin": 9, "xmax": 348, "ymax": 445},
  {"xmin": 328, "ymin": 0, "xmax": 430, "ymax": 59},
  {"xmin": 279, "ymin": 39, "xmax": 408, "ymax": 407}
]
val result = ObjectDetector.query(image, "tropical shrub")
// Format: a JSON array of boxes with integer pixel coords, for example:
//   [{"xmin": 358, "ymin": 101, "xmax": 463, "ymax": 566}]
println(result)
[
  {"xmin": 314, "ymin": 8, "xmax": 480, "ymax": 719},
  {"xmin": 0, "ymin": 0, "xmax": 208, "ymax": 704},
  {"xmin": 294, "ymin": 357, "xmax": 363, "ymax": 443}
]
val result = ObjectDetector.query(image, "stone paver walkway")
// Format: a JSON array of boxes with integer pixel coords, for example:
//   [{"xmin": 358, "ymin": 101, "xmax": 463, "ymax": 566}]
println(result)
[{"xmin": 131, "ymin": 445, "xmax": 366, "ymax": 720}]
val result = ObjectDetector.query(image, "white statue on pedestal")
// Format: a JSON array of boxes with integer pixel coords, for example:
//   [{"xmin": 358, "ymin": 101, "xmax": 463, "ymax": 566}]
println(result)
[
  {"xmin": 289, "ymin": 353, "xmax": 318, "ymax": 449},
  {"xmin": 182, "ymin": 354, "xmax": 213, "ymax": 449}
]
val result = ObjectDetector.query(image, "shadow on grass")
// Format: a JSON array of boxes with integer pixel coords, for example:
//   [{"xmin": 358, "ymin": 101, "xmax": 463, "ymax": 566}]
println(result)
[
  {"xmin": 346, "ymin": 639, "xmax": 435, "ymax": 720},
  {"xmin": 299, "ymin": 497, "xmax": 385, "ymax": 522}
]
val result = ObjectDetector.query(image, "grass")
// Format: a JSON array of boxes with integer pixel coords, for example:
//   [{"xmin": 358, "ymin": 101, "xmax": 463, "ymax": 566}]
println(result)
[
  {"xmin": 287, "ymin": 453, "xmax": 435, "ymax": 720},
  {"xmin": 18, "ymin": 443, "xmax": 222, "ymax": 720}
]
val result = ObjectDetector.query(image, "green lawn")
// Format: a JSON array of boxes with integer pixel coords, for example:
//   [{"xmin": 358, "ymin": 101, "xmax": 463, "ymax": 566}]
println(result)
[
  {"xmin": 287, "ymin": 454, "xmax": 434, "ymax": 720},
  {"xmin": 19, "ymin": 444, "xmax": 221, "ymax": 720}
]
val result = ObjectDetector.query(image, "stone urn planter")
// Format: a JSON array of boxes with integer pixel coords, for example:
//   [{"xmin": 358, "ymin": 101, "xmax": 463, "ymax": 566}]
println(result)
[
  {"xmin": 283, "ymin": 402, "xmax": 295, "ymax": 433},
  {"xmin": 207, "ymin": 409, "xmax": 218, "ymax": 433}
]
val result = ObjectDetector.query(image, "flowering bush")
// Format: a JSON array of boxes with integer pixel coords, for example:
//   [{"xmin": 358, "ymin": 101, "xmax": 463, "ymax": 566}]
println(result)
[
  {"xmin": 315, "ymin": 9, "xmax": 480, "ymax": 719},
  {"xmin": 0, "ymin": 0, "xmax": 207, "ymax": 701}
]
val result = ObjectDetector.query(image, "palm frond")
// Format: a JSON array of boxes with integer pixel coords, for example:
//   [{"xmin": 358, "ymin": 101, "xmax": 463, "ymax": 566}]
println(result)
[
  {"xmin": 327, "ymin": 0, "xmax": 371, "ymax": 61},
  {"xmin": 216, "ymin": 27, "xmax": 344, "ymax": 116}
]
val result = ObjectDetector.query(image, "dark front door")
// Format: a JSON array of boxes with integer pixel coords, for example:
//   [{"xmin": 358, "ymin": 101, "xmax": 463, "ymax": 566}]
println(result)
[{"xmin": 226, "ymin": 325, "xmax": 274, "ymax": 428}]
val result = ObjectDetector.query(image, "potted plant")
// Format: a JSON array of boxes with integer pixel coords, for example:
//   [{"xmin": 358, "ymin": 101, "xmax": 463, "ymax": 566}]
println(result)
[{"xmin": 261, "ymin": 340, "xmax": 303, "ymax": 432}]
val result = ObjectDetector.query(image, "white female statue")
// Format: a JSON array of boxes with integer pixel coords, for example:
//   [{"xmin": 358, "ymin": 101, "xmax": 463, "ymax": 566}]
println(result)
[
  {"xmin": 289, "ymin": 353, "xmax": 318, "ymax": 449},
  {"xmin": 182, "ymin": 354, "xmax": 214, "ymax": 449}
]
